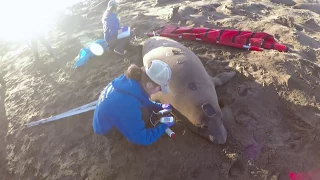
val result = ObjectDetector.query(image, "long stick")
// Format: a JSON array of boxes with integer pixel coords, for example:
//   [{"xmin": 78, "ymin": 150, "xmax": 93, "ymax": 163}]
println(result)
[
  {"xmin": 25, "ymin": 103, "xmax": 97, "ymax": 127},
  {"xmin": 61, "ymin": 100, "xmax": 97, "ymax": 115}
]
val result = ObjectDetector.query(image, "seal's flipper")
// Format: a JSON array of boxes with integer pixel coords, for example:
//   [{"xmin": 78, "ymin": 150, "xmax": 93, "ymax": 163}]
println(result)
[{"xmin": 211, "ymin": 71, "xmax": 236, "ymax": 86}]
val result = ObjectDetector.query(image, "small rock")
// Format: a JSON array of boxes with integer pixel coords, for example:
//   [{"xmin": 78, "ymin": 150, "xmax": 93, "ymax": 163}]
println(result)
[
  {"xmin": 293, "ymin": 3, "xmax": 320, "ymax": 14},
  {"xmin": 154, "ymin": 0, "xmax": 173, "ymax": 6},
  {"xmin": 271, "ymin": 0, "xmax": 296, "ymax": 6},
  {"xmin": 224, "ymin": 66, "xmax": 232, "ymax": 70},
  {"xmin": 179, "ymin": 6, "xmax": 197, "ymax": 17},
  {"xmin": 305, "ymin": 18, "xmax": 319, "ymax": 28}
]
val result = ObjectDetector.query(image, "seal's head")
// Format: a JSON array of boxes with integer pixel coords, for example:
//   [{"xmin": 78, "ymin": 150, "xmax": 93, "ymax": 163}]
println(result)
[
  {"xmin": 175, "ymin": 86, "xmax": 227, "ymax": 144},
  {"xmin": 197, "ymin": 102, "xmax": 227, "ymax": 144}
]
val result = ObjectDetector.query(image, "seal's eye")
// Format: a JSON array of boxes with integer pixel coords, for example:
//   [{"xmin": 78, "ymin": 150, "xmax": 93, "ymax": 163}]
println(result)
[{"xmin": 202, "ymin": 103, "xmax": 216, "ymax": 117}]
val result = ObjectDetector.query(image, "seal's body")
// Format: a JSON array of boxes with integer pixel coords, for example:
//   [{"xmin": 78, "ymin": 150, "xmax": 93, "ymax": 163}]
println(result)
[
  {"xmin": 293, "ymin": 3, "xmax": 320, "ymax": 15},
  {"xmin": 142, "ymin": 37, "xmax": 236, "ymax": 144}
]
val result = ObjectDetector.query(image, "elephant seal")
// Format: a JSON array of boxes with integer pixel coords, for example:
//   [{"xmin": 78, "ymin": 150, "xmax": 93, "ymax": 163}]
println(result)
[
  {"xmin": 293, "ymin": 3, "xmax": 320, "ymax": 14},
  {"xmin": 142, "ymin": 37, "xmax": 236, "ymax": 144},
  {"xmin": 271, "ymin": 0, "xmax": 296, "ymax": 6}
]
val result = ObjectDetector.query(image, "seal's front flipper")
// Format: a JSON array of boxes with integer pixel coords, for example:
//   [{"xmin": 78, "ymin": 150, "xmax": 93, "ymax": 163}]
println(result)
[{"xmin": 211, "ymin": 71, "xmax": 236, "ymax": 86}]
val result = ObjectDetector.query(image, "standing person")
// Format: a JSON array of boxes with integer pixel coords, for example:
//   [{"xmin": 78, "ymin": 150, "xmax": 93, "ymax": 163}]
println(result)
[
  {"xmin": 101, "ymin": 0, "xmax": 132, "ymax": 55},
  {"xmin": 92, "ymin": 60, "xmax": 174, "ymax": 146}
]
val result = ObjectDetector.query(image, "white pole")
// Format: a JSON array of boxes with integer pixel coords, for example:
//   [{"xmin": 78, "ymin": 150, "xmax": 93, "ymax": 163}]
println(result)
[
  {"xmin": 25, "ymin": 101, "xmax": 97, "ymax": 127},
  {"xmin": 61, "ymin": 101, "xmax": 97, "ymax": 115},
  {"xmin": 25, "ymin": 100, "xmax": 177, "ymax": 139}
]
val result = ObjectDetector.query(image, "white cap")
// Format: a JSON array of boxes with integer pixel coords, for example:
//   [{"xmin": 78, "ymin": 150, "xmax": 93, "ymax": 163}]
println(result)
[
  {"xmin": 108, "ymin": 0, "xmax": 117, "ymax": 9},
  {"xmin": 145, "ymin": 60, "xmax": 172, "ymax": 94}
]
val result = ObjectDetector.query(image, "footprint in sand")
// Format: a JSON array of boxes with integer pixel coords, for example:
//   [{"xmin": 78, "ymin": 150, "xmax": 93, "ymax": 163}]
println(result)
[
  {"xmin": 245, "ymin": 142, "xmax": 262, "ymax": 160},
  {"xmin": 234, "ymin": 113, "xmax": 255, "ymax": 127},
  {"xmin": 236, "ymin": 84, "xmax": 249, "ymax": 97},
  {"xmin": 190, "ymin": 167, "xmax": 201, "ymax": 178},
  {"xmin": 228, "ymin": 159, "xmax": 246, "ymax": 178}
]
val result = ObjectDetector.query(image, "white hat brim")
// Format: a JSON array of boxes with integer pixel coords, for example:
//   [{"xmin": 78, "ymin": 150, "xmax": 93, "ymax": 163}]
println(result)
[{"xmin": 161, "ymin": 84, "xmax": 170, "ymax": 94}]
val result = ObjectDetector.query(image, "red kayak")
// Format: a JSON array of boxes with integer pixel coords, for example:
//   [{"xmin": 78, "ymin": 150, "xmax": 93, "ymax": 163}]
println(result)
[{"xmin": 147, "ymin": 25, "xmax": 289, "ymax": 52}]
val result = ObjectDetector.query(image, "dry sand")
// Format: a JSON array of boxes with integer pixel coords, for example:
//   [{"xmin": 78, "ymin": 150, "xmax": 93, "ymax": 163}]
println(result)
[{"xmin": 1, "ymin": 0, "xmax": 320, "ymax": 179}]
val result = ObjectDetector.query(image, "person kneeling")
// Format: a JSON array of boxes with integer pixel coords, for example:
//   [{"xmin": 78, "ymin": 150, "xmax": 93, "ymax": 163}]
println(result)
[{"xmin": 92, "ymin": 60, "xmax": 174, "ymax": 146}]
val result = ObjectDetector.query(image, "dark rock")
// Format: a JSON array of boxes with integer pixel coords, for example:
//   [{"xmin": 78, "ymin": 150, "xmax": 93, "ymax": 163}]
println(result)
[
  {"xmin": 293, "ymin": 3, "xmax": 320, "ymax": 14},
  {"xmin": 271, "ymin": 0, "xmax": 297, "ymax": 6},
  {"xmin": 154, "ymin": 0, "xmax": 173, "ymax": 6}
]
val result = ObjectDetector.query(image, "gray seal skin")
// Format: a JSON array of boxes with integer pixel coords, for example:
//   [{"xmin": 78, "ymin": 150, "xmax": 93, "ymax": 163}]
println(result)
[
  {"xmin": 142, "ymin": 37, "xmax": 236, "ymax": 144},
  {"xmin": 293, "ymin": 3, "xmax": 320, "ymax": 15}
]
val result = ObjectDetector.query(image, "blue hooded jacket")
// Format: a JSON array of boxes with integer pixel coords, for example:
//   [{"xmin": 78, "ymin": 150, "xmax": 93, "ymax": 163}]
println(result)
[
  {"xmin": 102, "ymin": 11, "xmax": 120, "ymax": 42},
  {"xmin": 92, "ymin": 74, "xmax": 169, "ymax": 146}
]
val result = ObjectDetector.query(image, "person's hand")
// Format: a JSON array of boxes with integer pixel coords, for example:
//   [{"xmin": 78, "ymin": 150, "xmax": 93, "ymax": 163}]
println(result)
[
  {"xmin": 122, "ymin": 26, "xmax": 128, "ymax": 31},
  {"xmin": 160, "ymin": 115, "xmax": 175, "ymax": 127},
  {"xmin": 161, "ymin": 103, "xmax": 172, "ymax": 110},
  {"xmin": 118, "ymin": 26, "xmax": 128, "ymax": 35},
  {"xmin": 164, "ymin": 121, "xmax": 174, "ymax": 127},
  {"xmin": 117, "ymin": 29, "xmax": 122, "ymax": 34}
]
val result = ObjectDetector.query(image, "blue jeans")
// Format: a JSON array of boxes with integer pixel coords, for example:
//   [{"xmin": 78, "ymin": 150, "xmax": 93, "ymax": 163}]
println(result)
[{"xmin": 106, "ymin": 33, "xmax": 132, "ymax": 54}]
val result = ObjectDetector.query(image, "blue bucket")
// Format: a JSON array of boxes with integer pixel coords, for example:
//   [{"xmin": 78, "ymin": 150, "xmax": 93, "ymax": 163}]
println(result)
[{"xmin": 73, "ymin": 39, "xmax": 109, "ymax": 68}]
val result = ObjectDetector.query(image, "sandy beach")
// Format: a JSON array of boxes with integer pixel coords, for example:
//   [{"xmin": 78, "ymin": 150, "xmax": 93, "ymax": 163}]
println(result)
[{"xmin": 0, "ymin": 0, "xmax": 320, "ymax": 179}]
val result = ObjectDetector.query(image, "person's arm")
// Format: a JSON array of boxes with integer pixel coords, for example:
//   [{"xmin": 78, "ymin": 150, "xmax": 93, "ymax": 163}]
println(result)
[
  {"xmin": 112, "ymin": 105, "xmax": 168, "ymax": 146},
  {"xmin": 145, "ymin": 100, "xmax": 163, "ymax": 112}
]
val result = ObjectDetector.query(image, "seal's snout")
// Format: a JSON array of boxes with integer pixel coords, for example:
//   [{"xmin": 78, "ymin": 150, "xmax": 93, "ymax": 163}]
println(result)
[
  {"xmin": 209, "ymin": 132, "xmax": 227, "ymax": 144},
  {"xmin": 212, "ymin": 136, "xmax": 227, "ymax": 144},
  {"xmin": 208, "ymin": 135, "xmax": 225, "ymax": 144},
  {"xmin": 205, "ymin": 121, "xmax": 227, "ymax": 144},
  {"xmin": 212, "ymin": 132, "xmax": 227, "ymax": 144},
  {"xmin": 200, "ymin": 102, "xmax": 227, "ymax": 144},
  {"xmin": 214, "ymin": 123, "xmax": 227, "ymax": 144}
]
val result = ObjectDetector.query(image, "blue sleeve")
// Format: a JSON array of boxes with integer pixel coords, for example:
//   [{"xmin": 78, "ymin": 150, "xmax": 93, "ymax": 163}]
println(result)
[
  {"xmin": 112, "ymin": 103, "xmax": 168, "ymax": 146},
  {"xmin": 107, "ymin": 15, "xmax": 119, "ymax": 38},
  {"xmin": 146, "ymin": 100, "xmax": 162, "ymax": 112}
]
